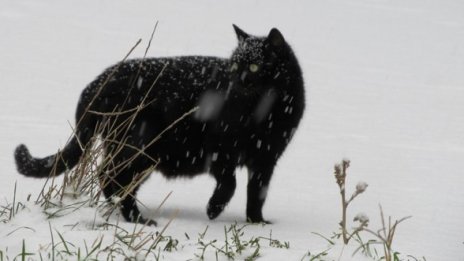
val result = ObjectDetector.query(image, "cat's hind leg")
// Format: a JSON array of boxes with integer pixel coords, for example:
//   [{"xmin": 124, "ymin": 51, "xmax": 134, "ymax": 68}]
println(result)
[{"xmin": 108, "ymin": 150, "xmax": 157, "ymax": 226}]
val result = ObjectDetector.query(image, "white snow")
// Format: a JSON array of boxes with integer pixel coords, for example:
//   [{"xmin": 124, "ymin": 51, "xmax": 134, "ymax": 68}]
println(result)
[
  {"xmin": 212, "ymin": 152, "xmax": 219, "ymax": 162},
  {"xmin": 353, "ymin": 212, "xmax": 369, "ymax": 224},
  {"xmin": 139, "ymin": 121, "xmax": 147, "ymax": 136},
  {"xmin": 254, "ymin": 88, "xmax": 278, "ymax": 123},
  {"xmin": 44, "ymin": 155, "xmax": 55, "ymax": 168},
  {"xmin": 137, "ymin": 76, "xmax": 144, "ymax": 89},
  {"xmin": 355, "ymin": 181, "xmax": 368, "ymax": 194},
  {"xmin": 195, "ymin": 90, "xmax": 225, "ymax": 121},
  {"xmin": 1, "ymin": 0, "xmax": 464, "ymax": 260}
]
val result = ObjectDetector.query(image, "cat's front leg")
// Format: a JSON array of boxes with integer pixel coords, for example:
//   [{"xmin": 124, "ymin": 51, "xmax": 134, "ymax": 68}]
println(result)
[
  {"xmin": 206, "ymin": 165, "xmax": 237, "ymax": 220},
  {"xmin": 246, "ymin": 162, "xmax": 275, "ymax": 224}
]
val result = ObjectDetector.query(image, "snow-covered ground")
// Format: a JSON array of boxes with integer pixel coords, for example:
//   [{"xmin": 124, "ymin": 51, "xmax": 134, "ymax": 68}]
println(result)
[{"xmin": 1, "ymin": 0, "xmax": 463, "ymax": 260}]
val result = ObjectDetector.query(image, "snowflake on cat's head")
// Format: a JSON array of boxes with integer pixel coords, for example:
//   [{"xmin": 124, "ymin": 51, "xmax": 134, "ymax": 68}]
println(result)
[
  {"xmin": 235, "ymin": 38, "xmax": 264, "ymax": 63},
  {"xmin": 231, "ymin": 24, "xmax": 266, "ymax": 64}
]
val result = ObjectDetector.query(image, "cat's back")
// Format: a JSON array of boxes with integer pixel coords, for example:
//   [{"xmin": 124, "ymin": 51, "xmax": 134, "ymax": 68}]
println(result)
[
  {"xmin": 109, "ymin": 56, "xmax": 228, "ymax": 97},
  {"xmin": 81, "ymin": 56, "xmax": 229, "ymax": 112}
]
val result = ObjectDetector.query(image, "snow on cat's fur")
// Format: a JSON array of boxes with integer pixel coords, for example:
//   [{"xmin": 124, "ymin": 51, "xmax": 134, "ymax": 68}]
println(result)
[{"xmin": 15, "ymin": 25, "xmax": 305, "ymax": 225}]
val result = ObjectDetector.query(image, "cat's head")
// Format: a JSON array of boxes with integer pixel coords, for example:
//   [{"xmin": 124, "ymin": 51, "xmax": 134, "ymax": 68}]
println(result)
[{"xmin": 229, "ymin": 25, "xmax": 296, "ymax": 93}]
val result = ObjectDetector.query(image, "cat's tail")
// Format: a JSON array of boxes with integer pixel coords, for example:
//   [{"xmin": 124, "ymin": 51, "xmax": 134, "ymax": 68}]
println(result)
[
  {"xmin": 15, "ymin": 106, "xmax": 98, "ymax": 178},
  {"xmin": 14, "ymin": 136, "xmax": 85, "ymax": 178}
]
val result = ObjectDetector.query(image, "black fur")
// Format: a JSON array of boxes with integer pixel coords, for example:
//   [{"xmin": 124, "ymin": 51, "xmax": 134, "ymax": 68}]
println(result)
[{"xmin": 14, "ymin": 25, "xmax": 305, "ymax": 225}]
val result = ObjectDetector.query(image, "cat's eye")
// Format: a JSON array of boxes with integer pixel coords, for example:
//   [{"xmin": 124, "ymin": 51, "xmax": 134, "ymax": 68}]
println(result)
[
  {"xmin": 249, "ymin": 64, "xmax": 259, "ymax": 73},
  {"xmin": 230, "ymin": 63, "xmax": 239, "ymax": 72}
]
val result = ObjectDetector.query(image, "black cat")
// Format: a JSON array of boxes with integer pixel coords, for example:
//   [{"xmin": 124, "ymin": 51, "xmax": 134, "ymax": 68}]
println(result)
[{"xmin": 14, "ymin": 25, "xmax": 305, "ymax": 225}]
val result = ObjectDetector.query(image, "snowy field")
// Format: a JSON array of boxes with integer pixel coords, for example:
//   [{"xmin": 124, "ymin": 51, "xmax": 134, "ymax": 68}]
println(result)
[{"xmin": 1, "ymin": 0, "xmax": 463, "ymax": 260}]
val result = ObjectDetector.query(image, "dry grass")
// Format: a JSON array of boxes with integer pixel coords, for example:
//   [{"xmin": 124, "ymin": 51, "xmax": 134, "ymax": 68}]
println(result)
[
  {"xmin": 332, "ymin": 159, "xmax": 415, "ymax": 261},
  {"xmin": 1, "ymin": 22, "xmax": 188, "ymax": 259}
]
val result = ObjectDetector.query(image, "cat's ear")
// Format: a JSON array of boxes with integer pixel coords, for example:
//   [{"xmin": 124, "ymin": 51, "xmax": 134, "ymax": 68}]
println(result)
[
  {"xmin": 233, "ymin": 24, "xmax": 249, "ymax": 43},
  {"xmin": 267, "ymin": 28, "xmax": 285, "ymax": 47}
]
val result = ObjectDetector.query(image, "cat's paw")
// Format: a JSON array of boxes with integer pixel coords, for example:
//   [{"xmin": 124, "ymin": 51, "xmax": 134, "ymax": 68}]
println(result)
[
  {"xmin": 127, "ymin": 213, "xmax": 157, "ymax": 226},
  {"xmin": 135, "ymin": 216, "xmax": 158, "ymax": 226},
  {"xmin": 206, "ymin": 202, "xmax": 225, "ymax": 220},
  {"xmin": 246, "ymin": 216, "xmax": 272, "ymax": 225}
]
